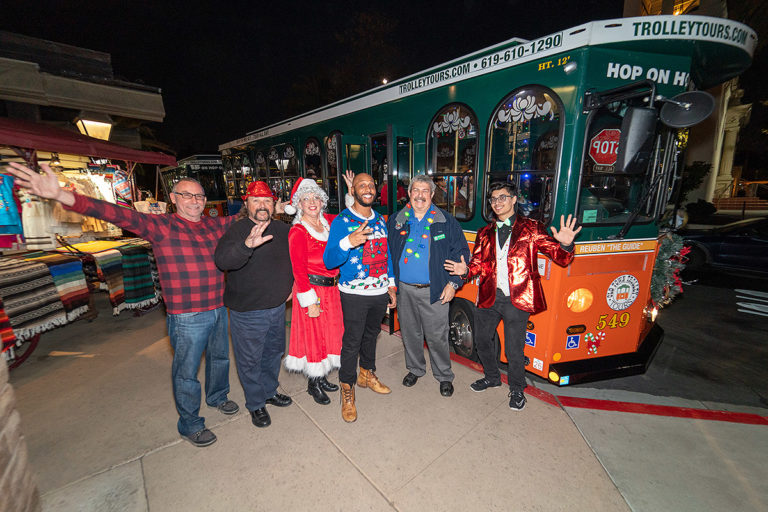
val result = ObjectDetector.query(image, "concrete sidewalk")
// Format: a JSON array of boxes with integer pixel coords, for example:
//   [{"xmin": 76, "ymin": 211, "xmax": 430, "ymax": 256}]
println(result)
[{"xmin": 8, "ymin": 295, "xmax": 768, "ymax": 511}]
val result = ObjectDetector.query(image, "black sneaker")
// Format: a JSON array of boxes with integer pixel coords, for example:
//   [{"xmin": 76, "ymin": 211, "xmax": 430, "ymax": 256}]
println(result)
[
  {"xmin": 215, "ymin": 400, "xmax": 239, "ymax": 415},
  {"xmin": 508, "ymin": 390, "xmax": 526, "ymax": 411},
  {"xmin": 184, "ymin": 428, "xmax": 217, "ymax": 447},
  {"xmin": 266, "ymin": 393, "xmax": 292, "ymax": 407},
  {"xmin": 470, "ymin": 378, "xmax": 502, "ymax": 392}
]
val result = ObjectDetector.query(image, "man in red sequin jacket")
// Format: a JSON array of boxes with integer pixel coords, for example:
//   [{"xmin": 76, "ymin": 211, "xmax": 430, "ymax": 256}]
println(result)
[{"xmin": 445, "ymin": 181, "xmax": 581, "ymax": 411}]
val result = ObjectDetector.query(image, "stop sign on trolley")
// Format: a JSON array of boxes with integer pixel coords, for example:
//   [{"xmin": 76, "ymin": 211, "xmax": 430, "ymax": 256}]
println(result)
[{"xmin": 589, "ymin": 129, "xmax": 621, "ymax": 166}]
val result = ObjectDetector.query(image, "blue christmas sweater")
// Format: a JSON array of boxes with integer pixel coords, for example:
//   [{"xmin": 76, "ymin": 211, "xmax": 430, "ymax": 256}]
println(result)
[{"xmin": 323, "ymin": 206, "xmax": 394, "ymax": 296}]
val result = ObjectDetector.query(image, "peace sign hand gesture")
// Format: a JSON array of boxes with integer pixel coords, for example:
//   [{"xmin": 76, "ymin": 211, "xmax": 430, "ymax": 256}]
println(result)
[
  {"xmin": 550, "ymin": 214, "xmax": 582, "ymax": 246},
  {"xmin": 348, "ymin": 220, "xmax": 372, "ymax": 248}
]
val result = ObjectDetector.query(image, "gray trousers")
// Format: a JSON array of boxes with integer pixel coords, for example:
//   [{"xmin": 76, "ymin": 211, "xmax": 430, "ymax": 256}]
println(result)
[{"xmin": 397, "ymin": 283, "xmax": 454, "ymax": 382}]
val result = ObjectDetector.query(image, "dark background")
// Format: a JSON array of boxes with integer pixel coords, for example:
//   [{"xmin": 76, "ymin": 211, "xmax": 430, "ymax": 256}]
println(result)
[{"xmin": 2, "ymin": 0, "xmax": 626, "ymax": 155}]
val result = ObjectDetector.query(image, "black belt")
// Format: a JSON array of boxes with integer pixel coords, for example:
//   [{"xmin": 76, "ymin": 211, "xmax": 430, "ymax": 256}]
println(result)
[
  {"xmin": 403, "ymin": 282, "xmax": 430, "ymax": 289},
  {"xmin": 308, "ymin": 274, "xmax": 338, "ymax": 287}
]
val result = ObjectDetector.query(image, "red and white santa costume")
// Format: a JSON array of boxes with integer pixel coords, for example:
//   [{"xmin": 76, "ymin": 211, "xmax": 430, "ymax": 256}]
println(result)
[{"xmin": 284, "ymin": 179, "xmax": 343, "ymax": 377}]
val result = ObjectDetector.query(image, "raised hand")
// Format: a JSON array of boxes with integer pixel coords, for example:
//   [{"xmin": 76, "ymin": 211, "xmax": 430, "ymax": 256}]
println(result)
[
  {"xmin": 274, "ymin": 198, "xmax": 286, "ymax": 215},
  {"xmin": 343, "ymin": 170, "xmax": 355, "ymax": 193},
  {"xmin": 550, "ymin": 214, "xmax": 582, "ymax": 246},
  {"xmin": 444, "ymin": 255, "xmax": 468, "ymax": 277},
  {"xmin": 245, "ymin": 221, "xmax": 273, "ymax": 248},
  {"xmin": 4, "ymin": 162, "xmax": 74, "ymax": 205},
  {"xmin": 348, "ymin": 220, "xmax": 372, "ymax": 247}
]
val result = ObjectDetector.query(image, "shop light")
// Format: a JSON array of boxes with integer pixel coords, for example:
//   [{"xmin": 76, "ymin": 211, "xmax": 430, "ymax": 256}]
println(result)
[{"xmin": 75, "ymin": 112, "xmax": 113, "ymax": 141}]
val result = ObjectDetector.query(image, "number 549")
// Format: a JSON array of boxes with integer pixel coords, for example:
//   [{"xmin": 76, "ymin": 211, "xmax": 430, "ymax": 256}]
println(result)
[{"xmin": 596, "ymin": 312, "xmax": 630, "ymax": 330}]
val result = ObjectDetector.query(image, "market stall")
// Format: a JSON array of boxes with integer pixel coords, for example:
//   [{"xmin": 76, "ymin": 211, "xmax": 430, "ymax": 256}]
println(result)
[{"xmin": 0, "ymin": 117, "xmax": 176, "ymax": 368}]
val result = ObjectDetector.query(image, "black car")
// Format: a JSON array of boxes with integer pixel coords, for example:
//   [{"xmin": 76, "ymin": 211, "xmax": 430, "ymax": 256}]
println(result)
[{"xmin": 682, "ymin": 217, "xmax": 768, "ymax": 274}]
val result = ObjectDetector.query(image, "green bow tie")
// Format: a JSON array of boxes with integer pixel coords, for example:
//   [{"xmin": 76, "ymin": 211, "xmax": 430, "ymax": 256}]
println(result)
[{"xmin": 496, "ymin": 218, "xmax": 511, "ymax": 228}]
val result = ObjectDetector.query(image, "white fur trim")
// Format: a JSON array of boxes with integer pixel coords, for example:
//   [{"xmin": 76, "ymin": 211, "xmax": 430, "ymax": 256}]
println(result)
[
  {"xmin": 300, "ymin": 218, "xmax": 329, "ymax": 241},
  {"xmin": 344, "ymin": 193, "xmax": 354, "ymax": 209},
  {"xmin": 284, "ymin": 204, "xmax": 297, "ymax": 215},
  {"xmin": 296, "ymin": 288, "xmax": 319, "ymax": 308},
  {"xmin": 283, "ymin": 354, "xmax": 341, "ymax": 377}
]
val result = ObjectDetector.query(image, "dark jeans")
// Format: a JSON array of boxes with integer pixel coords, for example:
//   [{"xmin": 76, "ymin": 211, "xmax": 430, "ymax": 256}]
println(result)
[
  {"xmin": 339, "ymin": 292, "xmax": 389, "ymax": 384},
  {"xmin": 167, "ymin": 307, "xmax": 230, "ymax": 436},
  {"xmin": 474, "ymin": 289, "xmax": 530, "ymax": 392},
  {"xmin": 229, "ymin": 304, "xmax": 286, "ymax": 411}
]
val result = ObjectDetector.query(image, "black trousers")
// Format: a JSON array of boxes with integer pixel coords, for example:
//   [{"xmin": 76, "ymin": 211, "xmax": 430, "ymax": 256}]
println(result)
[
  {"xmin": 474, "ymin": 289, "xmax": 530, "ymax": 392},
  {"xmin": 339, "ymin": 292, "xmax": 389, "ymax": 384}
]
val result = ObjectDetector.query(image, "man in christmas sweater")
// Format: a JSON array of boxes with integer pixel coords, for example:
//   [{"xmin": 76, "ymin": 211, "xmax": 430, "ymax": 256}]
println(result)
[{"xmin": 323, "ymin": 173, "xmax": 396, "ymax": 422}]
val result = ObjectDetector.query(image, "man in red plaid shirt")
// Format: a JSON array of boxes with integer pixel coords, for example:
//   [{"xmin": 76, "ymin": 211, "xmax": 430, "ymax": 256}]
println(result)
[{"xmin": 6, "ymin": 161, "xmax": 254, "ymax": 447}]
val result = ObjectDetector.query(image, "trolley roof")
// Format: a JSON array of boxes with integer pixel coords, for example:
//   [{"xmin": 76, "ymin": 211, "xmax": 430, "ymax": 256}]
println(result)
[{"xmin": 220, "ymin": 15, "xmax": 756, "ymax": 151}]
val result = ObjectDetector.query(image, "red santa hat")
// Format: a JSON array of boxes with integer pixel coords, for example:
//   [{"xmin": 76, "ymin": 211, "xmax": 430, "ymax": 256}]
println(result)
[
  {"xmin": 284, "ymin": 178, "xmax": 324, "ymax": 215},
  {"xmin": 242, "ymin": 180, "xmax": 278, "ymax": 202}
]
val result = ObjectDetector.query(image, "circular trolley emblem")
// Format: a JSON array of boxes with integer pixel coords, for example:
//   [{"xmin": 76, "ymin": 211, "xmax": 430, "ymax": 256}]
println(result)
[{"xmin": 606, "ymin": 274, "xmax": 640, "ymax": 311}]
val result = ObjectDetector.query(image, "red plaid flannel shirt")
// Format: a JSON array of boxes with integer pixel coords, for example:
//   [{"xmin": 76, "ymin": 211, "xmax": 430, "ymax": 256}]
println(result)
[{"xmin": 67, "ymin": 193, "xmax": 235, "ymax": 314}]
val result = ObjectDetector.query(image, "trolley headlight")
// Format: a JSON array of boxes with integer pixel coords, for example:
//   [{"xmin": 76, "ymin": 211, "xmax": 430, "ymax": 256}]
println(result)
[{"xmin": 566, "ymin": 288, "xmax": 594, "ymax": 313}]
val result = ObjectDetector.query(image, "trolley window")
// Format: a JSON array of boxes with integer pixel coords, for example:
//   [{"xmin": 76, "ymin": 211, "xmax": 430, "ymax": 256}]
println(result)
[
  {"xmin": 485, "ymin": 86, "xmax": 562, "ymax": 223},
  {"xmin": 427, "ymin": 103, "xmax": 478, "ymax": 220},
  {"xmin": 324, "ymin": 131, "xmax": 342, "ymax": 209},
  {"xmin": 303, "ymin": 138, "xmax": 322, "ymax": 181},
  {"xmin": 268, "ymin": 144, "xmax": 298, "ymax": 201},
  {"xmin": 578, "ymin": 98, "xmax": 655, "ymax": 226}
]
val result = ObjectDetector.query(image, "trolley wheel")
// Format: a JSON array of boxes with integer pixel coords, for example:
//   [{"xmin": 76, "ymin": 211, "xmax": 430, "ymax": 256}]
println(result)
[
  {"xmin": 7, "ymin": 334, "xmax": 41, "ymax": 371},
  {"xmin": 449, "ymin": 298, "xmax": 477, "ymax": 360}
]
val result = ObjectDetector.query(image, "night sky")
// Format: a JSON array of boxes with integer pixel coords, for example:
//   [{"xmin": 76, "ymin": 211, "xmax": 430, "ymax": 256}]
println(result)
[{"xmin": 4, "ymin": 1, "xmax": 625, "ymax": 156}]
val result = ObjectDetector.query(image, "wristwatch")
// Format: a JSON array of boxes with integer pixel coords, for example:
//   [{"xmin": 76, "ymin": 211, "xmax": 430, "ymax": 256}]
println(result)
[{"xmin": 449, "ymin": 281, "xmax": 460, "ymax": 290}]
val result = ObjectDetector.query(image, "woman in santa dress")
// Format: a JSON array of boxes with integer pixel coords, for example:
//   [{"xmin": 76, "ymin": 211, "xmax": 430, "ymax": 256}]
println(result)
[{"xmin": 284, "ymin": 175, "xmax": 351, "ymax": 404}]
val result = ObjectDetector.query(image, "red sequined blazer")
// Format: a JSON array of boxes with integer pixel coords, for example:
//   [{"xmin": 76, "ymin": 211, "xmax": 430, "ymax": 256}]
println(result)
[{"xmin": 465, "ymin": 216, "xmax": 574, "ymax": 314}]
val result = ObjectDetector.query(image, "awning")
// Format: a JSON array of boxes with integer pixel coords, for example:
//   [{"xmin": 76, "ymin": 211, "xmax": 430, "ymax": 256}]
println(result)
[{"xmin": 0, "ymin": 117, "xmax": 176, "ymax": 166}]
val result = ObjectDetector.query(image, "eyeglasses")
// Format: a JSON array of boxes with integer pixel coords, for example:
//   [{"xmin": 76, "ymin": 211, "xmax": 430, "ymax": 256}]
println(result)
[
  {"xmin": 488, "ymin": 194, "xmax": 513, "ymax": 205},
  {"xmin": 174, "ymin": 191, "xmax": 206, "ymax": 201}
]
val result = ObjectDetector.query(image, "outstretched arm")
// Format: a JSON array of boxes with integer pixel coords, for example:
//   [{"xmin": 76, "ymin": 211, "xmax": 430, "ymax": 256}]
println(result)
[{"xmin": 5, "ymin": 162, "xmax": 75, "ymax": 206}]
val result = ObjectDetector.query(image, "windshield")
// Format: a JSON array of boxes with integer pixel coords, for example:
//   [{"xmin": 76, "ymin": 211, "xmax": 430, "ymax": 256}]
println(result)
[{"xmin": 578, "ymin": 98, "xmax": 657, "ymax": 226}]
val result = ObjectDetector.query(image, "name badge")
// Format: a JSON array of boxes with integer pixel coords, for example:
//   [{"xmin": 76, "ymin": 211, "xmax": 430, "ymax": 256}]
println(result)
[{"xmin": 433, "ymin": 234, "xmax": 445, "ymax": 241}]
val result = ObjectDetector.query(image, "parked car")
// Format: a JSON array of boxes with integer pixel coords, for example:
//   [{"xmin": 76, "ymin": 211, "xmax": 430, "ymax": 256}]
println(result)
[{"xmin": 681, "ymin": 217, "xmax": 768, "ymax": 274}]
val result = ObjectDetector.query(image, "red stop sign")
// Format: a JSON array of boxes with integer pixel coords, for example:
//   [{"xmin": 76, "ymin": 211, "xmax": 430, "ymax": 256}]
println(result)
[{"xmin": 589, "ymin": 129, "xmax": 621, "ymax": 166}]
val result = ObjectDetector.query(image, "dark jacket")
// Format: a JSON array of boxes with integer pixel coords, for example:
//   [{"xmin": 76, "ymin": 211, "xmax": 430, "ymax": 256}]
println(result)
[
  {"xmin": 214, "ymin": 217, "xmax": 293, "ymax": 311},
  {"xmin": 387, "ymin": 204, "xmax": 470, "ymax": 304}
]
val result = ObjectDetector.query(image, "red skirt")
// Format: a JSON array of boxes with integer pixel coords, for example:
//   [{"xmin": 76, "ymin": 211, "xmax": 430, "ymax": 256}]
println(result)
[{"xmin": 285, "ymin": 284, "xmax": 343, "ymax": 378}]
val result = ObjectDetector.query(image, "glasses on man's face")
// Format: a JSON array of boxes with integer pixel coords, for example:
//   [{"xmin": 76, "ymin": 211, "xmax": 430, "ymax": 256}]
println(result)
[
  {"xmin": 488, "ymin": 194, "xmax": 513, "ymax": 205},
  {"xmin": 174, "ymin": 191, "xmax": 206, "ymax": 201}
]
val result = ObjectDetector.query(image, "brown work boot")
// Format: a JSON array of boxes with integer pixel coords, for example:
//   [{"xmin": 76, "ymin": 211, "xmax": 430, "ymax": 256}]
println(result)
[
  {"xmin": 340, "ymin": 382, "xmax": 357, "ymax": 423},
  {"xmin": 357, "ymin": 367, "xmax": 391, "ymax": 394}
]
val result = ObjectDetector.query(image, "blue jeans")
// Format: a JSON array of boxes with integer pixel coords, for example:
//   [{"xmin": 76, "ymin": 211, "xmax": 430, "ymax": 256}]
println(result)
[
  {"xmin": 229, "ymin": 304, "xmax": 286, "ymax": 411},
  {"xmin": 167, "ymin": 307, "xmax": 231, "ymax": 436}
]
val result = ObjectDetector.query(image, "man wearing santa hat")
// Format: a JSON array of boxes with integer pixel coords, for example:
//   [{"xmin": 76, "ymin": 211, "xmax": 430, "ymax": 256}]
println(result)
[{"xmin": 215, "ymin": 181, "xmax": 293, "ymax": 429}]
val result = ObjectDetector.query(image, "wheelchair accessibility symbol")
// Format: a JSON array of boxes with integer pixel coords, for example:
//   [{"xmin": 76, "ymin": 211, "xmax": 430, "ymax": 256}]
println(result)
[
  {"xmin": 566, "ymin": 335, "xmax": 580, "ymax": 350},
  {"xmin": 525, "ymin": 331, "xmax": 536, "ymax": 347}
]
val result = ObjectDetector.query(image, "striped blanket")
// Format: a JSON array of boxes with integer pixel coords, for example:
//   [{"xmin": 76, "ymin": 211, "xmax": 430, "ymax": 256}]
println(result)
[
  {"xmin": 0, "ymin": 258, "xmax": 67, "ymax": 341},
  {"xmin": 92, "ymin": 249, "xmax": 126, "ymax": 315},
  {"xmin": 0, "ymin": 296, "xmax": 17, "ymax": 355},
  {"xmin": 117, "ymin": 243, "xmax": 159, "ymax": 308},
  {"xmin": 20, "ymin": 252, "xmax": 91, "ymax": 322}
]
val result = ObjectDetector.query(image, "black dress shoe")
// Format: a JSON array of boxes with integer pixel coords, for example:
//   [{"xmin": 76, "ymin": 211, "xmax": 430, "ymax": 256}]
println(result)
[
  {"xmin": 250, "ymin": 407, "xmax": 271, "ymax": 428},
  {"xmin": 402, "ymin": 372, "xmax": 419, "ymax": 387},
  {"xmin": 266, "ymin": 393, "xmax": 292, "ymax": 407},
  {"xmin": 440, "ymin": 381, "xmax": 454, "ymax": 397},
  {"xmin": 319, "ymin": 376, "xmax": 339, "ymax": 392},
  {"xmin": 307, "ymin": 378, "xmax": 331, "ymax": 405}
]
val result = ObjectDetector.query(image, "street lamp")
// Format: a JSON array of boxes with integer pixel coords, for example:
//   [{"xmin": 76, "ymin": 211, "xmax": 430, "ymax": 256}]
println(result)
[{"xmin": 75, "ymin": 112, "xmax": 113, "ymax": 141}]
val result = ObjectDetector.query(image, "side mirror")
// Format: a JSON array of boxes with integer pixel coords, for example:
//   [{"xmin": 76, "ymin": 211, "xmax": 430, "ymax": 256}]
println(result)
[{"xmin": 615, "ymin": 107, "xmax": 657, "ymax": 174}]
